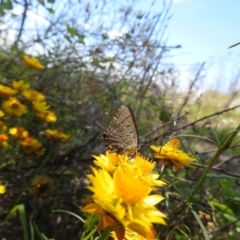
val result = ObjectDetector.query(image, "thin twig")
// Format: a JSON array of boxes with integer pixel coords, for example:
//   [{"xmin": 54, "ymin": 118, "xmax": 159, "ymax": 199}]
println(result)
[
  {"xmin": 145, "ymin": 104, "xmax": 240, "ymax": 145},
  {"xmin": 14, "ymin": 0, "xmax": 28, "ymax": 45}
]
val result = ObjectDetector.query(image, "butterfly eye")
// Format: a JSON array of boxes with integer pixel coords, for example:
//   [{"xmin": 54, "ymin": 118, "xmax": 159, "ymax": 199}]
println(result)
[{"xmin": 102, "ymin": 105, "xmax": 139, "ymax": 155}]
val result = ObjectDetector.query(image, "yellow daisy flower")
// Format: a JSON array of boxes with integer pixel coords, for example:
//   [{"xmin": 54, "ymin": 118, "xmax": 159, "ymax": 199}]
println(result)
[
  {"xmin": 44, "ymin": 129, "xmax": 70, "ymax": 141},
  {"xmin": 19, "ymin": 136, "xmax": 45, "ymax": 155},
  {"xmin": 0, "ymin": 134, "xmax": 8, "ymax": 147},
  {"xmin": 0, "ymin": 84, "xmax": 17, "ymax": 98},
  {"xmin": 12, "ymin": 80, "xmax": 30, "ymax": 93},
  {"xmin": 111, "ymin": 228, "xmax": 157, "ymax": 240},
  {"xmin": 133, "ymin": 155, "xmax": 165, "ymax": 187},
  {"xmin": 9, "ymin": 127, "xmax": 29, "ymax": 139},
  {"xmin": 23, "ymin": 55, "xmax": 45, "ymax": 70},
  {"xmin": 0, "ymin": 110, "xmax": 4, "ymax": 118},
  {"xmin": 36, "ymin": 111, "xmax": 57, "ymax": 122},
  {"xmin": 93, "ymin": 151, "xmax": 126, "ymax": 173},
  {"xmin": 150, "ymin": 138, "xmax": 195, "ymax": 169},
  {"xmin": 93, "ymin": 152, "xmax": 165, "ymax": 188},
  {"xmin": 32, "ymin": 101, "xmax": 49, "ymax": 112},
  {"xmin": 0, "ymin": 183, "xmax": 6, "ymax": 194},
  {"xmin": 134, "ymin": 154, "xmax": 156, "ymax": 174},
  {"xmin": 22, "ymin": 90, "xmax": 45, "ymax": 102},
  {"xmin": 2, "ymin": 98, "xmax": 27, "ymax": 116},
  {"xmin": 82, "ymin": 164, "xmax": 166, "ymax": 238},
  {"xmin": 83, "ymin": 203, "xmax": 120, "ymax": 231}
]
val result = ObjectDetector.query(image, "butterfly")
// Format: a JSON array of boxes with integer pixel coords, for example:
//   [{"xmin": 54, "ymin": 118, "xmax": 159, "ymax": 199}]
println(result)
[{"xmin": 102, "ymin": 105, "xmax": 139, "ymax": 155}]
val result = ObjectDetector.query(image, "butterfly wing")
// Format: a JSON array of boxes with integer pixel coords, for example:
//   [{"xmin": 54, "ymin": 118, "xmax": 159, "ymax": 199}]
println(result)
[{"xmin": 103, "ymin": 105, "xmax": 139, "ymax": 155}]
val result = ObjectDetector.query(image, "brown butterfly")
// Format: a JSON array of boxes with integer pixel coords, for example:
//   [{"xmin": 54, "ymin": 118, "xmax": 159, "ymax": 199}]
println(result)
[{"xmin": 102, "ymin": 105, "xmax": 139, "ymax": 155}]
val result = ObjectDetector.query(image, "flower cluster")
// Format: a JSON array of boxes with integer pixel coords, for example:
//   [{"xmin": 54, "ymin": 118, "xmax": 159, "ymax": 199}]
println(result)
[
  {"xmin": 0, "ymin": 56, "xmax": 70, "ymax": 154},
  {"xmin": 82, "ymin": 151, "xmax": 167, "ymax": 239},
  {"xmin": 9, "ymin": 127, "xmax": 45, "ymax": 155}
]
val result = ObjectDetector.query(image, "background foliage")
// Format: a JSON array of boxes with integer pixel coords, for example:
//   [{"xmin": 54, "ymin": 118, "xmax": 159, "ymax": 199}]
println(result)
[{"xmin": 1, "ymin": 0, "xmax": 240, "ymax": 239}]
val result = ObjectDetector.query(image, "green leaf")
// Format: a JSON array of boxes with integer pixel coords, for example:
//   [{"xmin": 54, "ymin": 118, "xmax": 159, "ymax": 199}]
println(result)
[
  {"xmin": 47, "ymin": 0, "xmax": 55, "ymax": 3},
  {"xmin": 125, "ymin": 33, "xmax": 131, "ymax": 39},
  {"xmin": 11, "ymin": 13, "xmax": 18, "ymax": 18},
  {"xmin": 92, "ymin": 58, "xmax": 99, "ymax": 67},
  {"xmin": 102, "ymin": 58, "xmax": 112, "ymax": 63},
  {"xmin": 223, "ymin": 213, "xmax": 240, "ymax": 227},
  {"xmin": 102, "ymin": 34, "xmax": 108, "ymax": 40},
  {"xmin": 66, "ymin": 24, "xmax": 78, "ymax": 36},
  {"xmin": 38, "ymin": 0, "xmax": 45, "ymax": 6},
  {"xmin": 29, "ymin": 214, "xmax": 35, "ymax": 240},
  {"xmin": 159, "ymin": 108, "xmax": 171, "ymax": 123},
  {"xmin": 210, "ymin": 200, "xmax": 233, "ymax": 215},
  {"xmin": 18, "ymin": 204, "xmax": 29, "ymax": 240},
  {"xmin": 119, "ymin": 81, "xmax": 130, "ymax": 89},
  {"xmin": 3, "ymin": 0, "xmax": 13, "ymax": 10},
  {"xmin": 64, "ymin": 34, "xmax": 72, "ymax": 43},
  {"xmin": 191, "ymin": 207, "xmax": 210, "ymax": 240},
  {"xmin": 77, "ymin": 34, "xmax": 85, "ymax": 44},
  {"xmin": 53, "ymin": 209, "xmax": 85, "ymax": 222},
  {"xmin": 109, "ymin": 62, "xmax": 114, "ymax": 70},
  {"xmin": 4, "ymin": 204, "xmax": 29, "ymax": 240},
  {"xmin": 0, "ymin": 9, "xmax": 5, "ymax": 16},
  {"xmin": 32, "ymin": 222, "xmax": 49, "ymax": 240},
  {"xmin": 231, "ymin": 197, "xmax": 240, "ymax": 202},
  {"xmin": 46, "ymin": 8, "xmax": 54, "ymax": 14}
]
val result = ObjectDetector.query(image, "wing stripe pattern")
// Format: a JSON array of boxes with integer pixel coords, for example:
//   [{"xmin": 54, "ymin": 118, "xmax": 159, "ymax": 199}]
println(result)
[{"xmin": 103, "ymin": 105, "xmax": 139, "ymax": 155}]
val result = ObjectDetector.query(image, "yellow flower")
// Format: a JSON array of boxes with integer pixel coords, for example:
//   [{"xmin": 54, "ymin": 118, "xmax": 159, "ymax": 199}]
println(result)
[
  {"xmin": 9, "ymin": 127, "xmax": 29, "ymax": 139},
  {"xmin": 82, "ymin": 164, "xmax": 166, "ymax": 238},
  {"xmin": 0, "ymin": 110, "xmax": 4, "ymax": 118},
  {"xmin": 36, "ymin": 111, "xmax": 57, "ymax": 122},
  {"xmin": 134, "ymin": 154, "xmax": 156, "ymax": 174},
  {"xmin": 0, "ymin": 84, "xmax": 17, "ymax": 98},
  {"xmin": 93, "ymin": 152, "xmax": 165, "ymax": 188},
  {"xmin": 0, "ymin": 120, "xmax": 7, "ymax": 130},
  {"xmin": 0, "ymin": 134, "xmax": 8, "ymax": 147},
  {"xmin": 22, "ymin": 90, "xmax": 45, "ymax": 102},
  {"xmin": 150, "ymin": 138, "xmax": 195, "ymax": 169},
  {"xmin": 23, "ymin": 55, "xmax": 45, "ymax": 70},
  {"xmin": 0, "ymin": 183, "xmax": 6, "ymax": 194},
  {"xmin": 111, "ymin": 228, "xmax": 157, "ymax": 240},
  {"xmin": 29, "ymin": 99, "xmax": 57, "ymax": 123},
  {"xmin": 45, "ymin": 129, "xmax": 70, "ymax": 141},
  {"xmin": 93, "ymin": 152, "xmax": 152, "ymax": 174},
  {"xmin": 93, "ymin": 151, "xmax": 126, "ymax": 173},
  {"xmin": 29, "ymin": 175, "xmax": 53, "ymax": 197},
  {"xmin": 2, "ymin": 97, "xmax": 28, "ymax": 116},
  {"xmin": 32, "ymin": 101, "xmax": 49, "ymax": 112},
  {"xmin": 19, "ymin": 136, "xmax": 45, "ymax": 155},
  {"xmin": 133, "ymin": 155, "xmax": 165, "ymax": 187},
  {"xmin": 12, "ymin": 80, "xmax": 30, "ymax": 93},
  {"xmin": 83, "ymin": 203, "xmax": 120, "ymax": 231}
]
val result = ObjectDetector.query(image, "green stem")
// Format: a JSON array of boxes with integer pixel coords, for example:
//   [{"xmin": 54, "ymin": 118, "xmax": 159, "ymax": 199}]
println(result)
[
  {"xmin": 81, "ymin": 226, "xmax": 97, "ymax": 240},
  {"xmin": 167, "ymin": 124, "xmax": 240, "ymax": 239},
  {"xmin": 185, "ymin": 124, "xmax": 240, "ymax": 205}
]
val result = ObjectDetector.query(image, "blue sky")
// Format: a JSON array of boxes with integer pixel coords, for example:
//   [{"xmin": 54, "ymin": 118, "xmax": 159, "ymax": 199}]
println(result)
[
  {"xmin": 141, "ymin": 0, "xmax": 240, "ymax": 92},
  {"xmin": 5, "ymin": 0, "xmax": 240, "ymax": 92}
]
